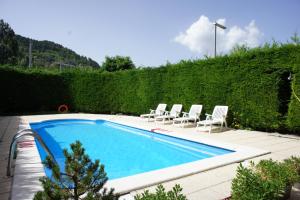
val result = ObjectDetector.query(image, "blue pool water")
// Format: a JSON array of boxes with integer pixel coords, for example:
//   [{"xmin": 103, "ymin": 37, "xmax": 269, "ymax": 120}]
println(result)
[{"xmin": 30, "ymin": 119, "xmax": 234, "ymax": 180}]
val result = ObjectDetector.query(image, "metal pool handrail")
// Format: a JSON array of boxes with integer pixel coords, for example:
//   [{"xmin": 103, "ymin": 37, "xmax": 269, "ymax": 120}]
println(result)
[{"xmin": 7, "ymin": 128, "xmax": 57, "ymax": 176}]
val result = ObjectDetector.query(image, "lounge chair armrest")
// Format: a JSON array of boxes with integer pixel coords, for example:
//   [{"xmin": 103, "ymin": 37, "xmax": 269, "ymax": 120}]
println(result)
[
  {"xmin": 150, "ymin": 109, "xmax": 155, "ymax": 114},
  {"xmin": 205, "ymin": 113, "xmax": 212, "ymax": 120},
  {"xmin": 175, "ymin": 111, "xmax": 180, "ymax": 117},
  {"xmin": 164, "ymin": 111, "xmax": 170, "ymax": 115},
  {"xmin": 182, "ymin": 112, "xmax": 189, "ymax": 117}
]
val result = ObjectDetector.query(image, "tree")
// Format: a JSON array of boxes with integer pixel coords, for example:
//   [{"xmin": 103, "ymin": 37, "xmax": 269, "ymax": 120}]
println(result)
[
  {"xmin": 34, "ymin": 141, "xmax": 119, "ymax": 200},
  {"xmin": 0, "ymin": 19, "xmax": 19, "ymax": 64},
  {"xmin": 102, "ymin": 56, "xmax": 135, "ymax": 72}
]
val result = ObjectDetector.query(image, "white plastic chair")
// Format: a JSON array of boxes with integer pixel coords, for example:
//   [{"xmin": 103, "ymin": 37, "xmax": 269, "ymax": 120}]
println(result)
[
  {"xmin": 140, "ymin": 103, "xmax": 167, "ymax": 121},
  {"xmin": 197, "ymin": 105, "xmax": 228, "ymax": 134},
  {"xmin": 155, "ymin": 104, "xmax": 182, "ymax": 124},
  {"xmin": 173, "ymin": 105, "xmax": 202, "ymax": 127}
]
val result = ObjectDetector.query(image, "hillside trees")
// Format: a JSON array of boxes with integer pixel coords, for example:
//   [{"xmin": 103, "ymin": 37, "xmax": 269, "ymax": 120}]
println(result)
[
  {"xmin": 16, "ymin": 35, "xmax": 101, "ymax": 68},
  {"xmin": 0, "ymin": 19, "xmax": 101, "ymax": 68},
  {"xmin": 0, "ymin": 19, "xmax": 19, "ymax": 64},
  {"xmin": 0, "ymin": 19, "xmax": 139, "ymax": 70}
]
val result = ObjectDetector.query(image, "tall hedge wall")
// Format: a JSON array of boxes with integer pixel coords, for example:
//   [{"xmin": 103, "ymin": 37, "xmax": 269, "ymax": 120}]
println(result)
[
  {"xmin": 1, "ymin": 44, "xmax": 300, "ymax": 133},
  {"xmin": 0, "ymin": 68, "xmax": 71, "ymax": 114}
]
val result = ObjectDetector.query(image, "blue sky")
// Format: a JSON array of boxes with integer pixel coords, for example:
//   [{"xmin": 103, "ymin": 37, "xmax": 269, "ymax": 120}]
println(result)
[{"xmin": 1, "ymin": 0, "xmax": 299, "ymax": 67}]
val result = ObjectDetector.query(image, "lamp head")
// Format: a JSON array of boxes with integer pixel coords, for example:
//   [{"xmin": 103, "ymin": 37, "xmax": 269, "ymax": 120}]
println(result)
[{"xmin": 214, "ymin": 22, "xmax": 227, "ymax": 29}]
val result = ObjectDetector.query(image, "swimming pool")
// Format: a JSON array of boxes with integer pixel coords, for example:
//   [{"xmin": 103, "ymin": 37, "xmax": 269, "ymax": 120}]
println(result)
[{"xmin": 30, "ymin": 119, "xmax": 234, "ymax": 180}]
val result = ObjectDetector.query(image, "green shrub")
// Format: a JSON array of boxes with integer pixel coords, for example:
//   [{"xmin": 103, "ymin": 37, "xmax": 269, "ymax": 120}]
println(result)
[
  {"xmin": 134, "ymin": 184, "xmax": 187, "ymax": 200},
  {"xmin": 231, "ymin": 157, "xmax": 300, "ymax": 200}
]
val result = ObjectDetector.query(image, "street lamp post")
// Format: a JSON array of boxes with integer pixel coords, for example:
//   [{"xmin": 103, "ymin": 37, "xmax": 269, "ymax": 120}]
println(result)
[{"xmin": 213, "ymin": 22, "xmax": 226, "ymax": 57}]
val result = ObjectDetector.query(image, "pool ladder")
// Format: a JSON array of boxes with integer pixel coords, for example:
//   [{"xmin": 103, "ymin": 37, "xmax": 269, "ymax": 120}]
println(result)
[{"xmin": 7, "ymin": 129, "xmax": 56, "ymax": 177}]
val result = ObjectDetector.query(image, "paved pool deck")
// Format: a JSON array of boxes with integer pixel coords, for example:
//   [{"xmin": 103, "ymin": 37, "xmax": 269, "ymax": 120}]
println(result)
[{"xmin": 0, "ymin": 114, "xmax": 300, "ymax": 200}]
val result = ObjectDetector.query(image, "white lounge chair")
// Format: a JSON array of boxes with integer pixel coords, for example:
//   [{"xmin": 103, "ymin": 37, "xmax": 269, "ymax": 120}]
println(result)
[
  {"xmin": 140, "ymin": 103, "xmax": 167, "ymax": 121},
  {"xmin": 173, "ymin": 105, "xmax": 202, "ymax": 127},
  {"xmin": 197, "ymin": 105, "xmax": 228, "ymax": 134},
  {"xmin": 155, "ymin": 104, "xmax": 182, "ymax": 124}
]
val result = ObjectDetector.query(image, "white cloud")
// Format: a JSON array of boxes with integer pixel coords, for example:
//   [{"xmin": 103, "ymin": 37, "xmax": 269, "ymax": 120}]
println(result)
[{"xmin": 174, "ymin": 15, "xmax": 263, "ymax": 56}]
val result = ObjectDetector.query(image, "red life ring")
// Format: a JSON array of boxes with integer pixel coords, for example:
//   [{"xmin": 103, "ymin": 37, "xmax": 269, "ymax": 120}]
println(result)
[{"xmin": 58, "ymin": 104, "xmax": 69, "ymax": 113}]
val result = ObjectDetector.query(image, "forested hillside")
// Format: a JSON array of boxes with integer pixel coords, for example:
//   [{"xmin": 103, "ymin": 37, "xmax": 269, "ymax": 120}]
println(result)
[
  {"xmin": 16, "ymin": 35, "xmax": 100, "ymax": 68},
  {"xmin": 0, "ymin": 19, "xmax": 99, "ymax": 68}
]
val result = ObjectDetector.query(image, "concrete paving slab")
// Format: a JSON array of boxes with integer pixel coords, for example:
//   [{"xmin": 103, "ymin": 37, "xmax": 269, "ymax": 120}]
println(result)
[
  {"xmin": 210, "ymin": 180, "xmax": 232, "ymax": 198},
  {"xmin": 187, "ymin": 188, "xmax": 224, "ymax": 200}
]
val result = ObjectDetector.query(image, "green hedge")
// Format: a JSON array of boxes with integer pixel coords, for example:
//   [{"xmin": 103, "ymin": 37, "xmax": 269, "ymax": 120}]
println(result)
[
  {"xmin": 1, "ymin": 45, "xmax": 300, "ymax": 133},
  {"xmin": 0, "ymin": 68, "xmax": 71, "ymax": 114}
]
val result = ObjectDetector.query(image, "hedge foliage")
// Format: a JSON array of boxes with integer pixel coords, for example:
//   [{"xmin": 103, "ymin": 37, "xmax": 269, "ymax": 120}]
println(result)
[
  {"xmin": 1, "ymin": 44, "xmax": 300, "ymax": 133},
  {"xmin": 0, "ymin": 68, "xmax": 71, "ymax": 113}
]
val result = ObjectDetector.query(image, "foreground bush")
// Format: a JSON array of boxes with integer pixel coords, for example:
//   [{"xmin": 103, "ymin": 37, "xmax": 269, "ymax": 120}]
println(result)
[
  {"xmin": 134, "ymin": 184, "xmax": 187, "ymax": 200},
  {"xmin": 34, "ymin": 141, "xmax": 118, "ymax": 200},
  {"xmin": 231, "ymin": 157, "xmax": 300, "ymax": 200}
]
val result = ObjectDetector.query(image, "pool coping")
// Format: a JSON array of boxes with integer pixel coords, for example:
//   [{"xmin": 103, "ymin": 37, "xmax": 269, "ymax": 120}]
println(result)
[{"xmin": 11, "ymin": 115, "xmax": 270, "ymax": 199}]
